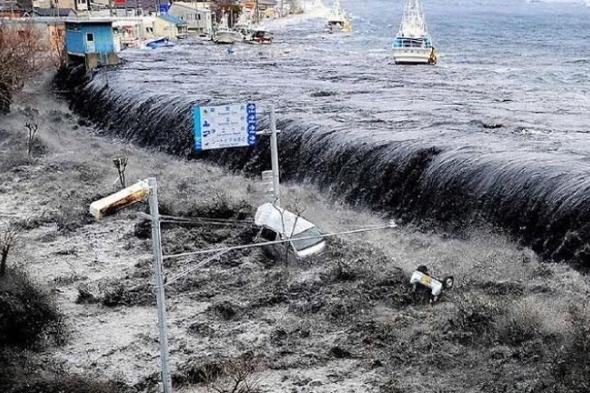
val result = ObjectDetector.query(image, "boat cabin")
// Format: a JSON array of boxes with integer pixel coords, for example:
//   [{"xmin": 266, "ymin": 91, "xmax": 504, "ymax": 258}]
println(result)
[{"xmin": 393, "ymin": 36, "xmax": 432, "ymax": 49}]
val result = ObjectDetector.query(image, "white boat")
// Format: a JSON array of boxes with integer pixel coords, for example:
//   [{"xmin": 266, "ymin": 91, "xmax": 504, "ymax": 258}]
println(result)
[
  {"xmin": 233, "ymin": 10, "xmax": 253, "ymax": 39},
  {"xmin": 392, "ymin": 0, "xmax": 437, "ymax": 65},
  {"xmin": 326, "ymin": 0, "xmax": 352, "ymax": 33},
  {"xmin": 213, "ymin": 13, "xmax": 243, "ymax": 44}
]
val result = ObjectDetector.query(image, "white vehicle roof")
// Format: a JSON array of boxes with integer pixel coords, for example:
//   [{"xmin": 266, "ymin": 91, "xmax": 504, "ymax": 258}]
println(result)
[{"xmin": 254, "ymin": 203, "xmax": 315, "ymax": 237}]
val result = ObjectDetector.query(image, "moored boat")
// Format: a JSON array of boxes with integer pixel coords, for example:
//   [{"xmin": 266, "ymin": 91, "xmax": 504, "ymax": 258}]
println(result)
[
  {"xmin": 392, "ymin": 0, "xmax": 437, "ymax": 65},
  {"xmin": 247, "ymin": 29, "xmax": 273, "ymax": 44},
  {"xmin": 326, "ymin": 0, "xmax": 352, "ymax": 33},
  {"xmin": 213, "ymin": 13, "xmax": 243, "ymax": 44}
]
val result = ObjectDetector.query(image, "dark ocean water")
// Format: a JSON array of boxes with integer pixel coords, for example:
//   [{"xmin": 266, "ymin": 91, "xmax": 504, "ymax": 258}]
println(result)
[{"xmin": 70, "ymin": 0, "xmax": 590, "ymax": 268}]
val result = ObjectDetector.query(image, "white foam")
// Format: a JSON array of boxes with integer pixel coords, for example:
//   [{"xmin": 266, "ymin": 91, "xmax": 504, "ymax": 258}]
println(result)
[
  {"xmin": 525, "ymin": 0, "xmax": 590, "ymax": 5},
  {"xmin": 260, "ymin": 0, "xmax": 330, "ymax": 30}
]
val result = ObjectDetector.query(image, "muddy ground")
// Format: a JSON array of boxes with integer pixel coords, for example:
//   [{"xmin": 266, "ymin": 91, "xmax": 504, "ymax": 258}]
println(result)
[{"xmin": 0, "ymin": 75, "xmax": 589, "ymax": 393}]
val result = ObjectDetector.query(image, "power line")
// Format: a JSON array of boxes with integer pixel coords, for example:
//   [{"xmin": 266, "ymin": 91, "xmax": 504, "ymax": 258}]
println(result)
[
  {"xmin": 165, "ymin": 250, "xmax": 229, "ymax": 287},
  {"xmin": 140, "ymin": 212, "xmax": 254, "ymax": 226},
  {"xmin": 162, "ymin": 223, "xmax": 397, "ymax": 261}
]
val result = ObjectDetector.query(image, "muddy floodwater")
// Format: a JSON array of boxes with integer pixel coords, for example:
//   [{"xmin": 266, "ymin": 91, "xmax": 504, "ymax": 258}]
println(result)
[{"xmin": 70, "ymin": 0, "xmax": 590, "ymax": 268}]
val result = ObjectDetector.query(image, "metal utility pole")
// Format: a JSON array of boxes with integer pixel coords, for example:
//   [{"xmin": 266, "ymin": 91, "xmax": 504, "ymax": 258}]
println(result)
[
  {"xmin": 147, "ymin": 178, "xmax": 173, "ymax": 393},
  {"xmin": 269, "ymin": 107, "xmax": 281, "ymax": 207}
]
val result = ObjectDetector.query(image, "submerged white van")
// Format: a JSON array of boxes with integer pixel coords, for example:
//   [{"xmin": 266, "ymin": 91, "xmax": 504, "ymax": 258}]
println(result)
[{"xmin": 254, "ymin": 203, "xmax": 326, "ymax": 259}]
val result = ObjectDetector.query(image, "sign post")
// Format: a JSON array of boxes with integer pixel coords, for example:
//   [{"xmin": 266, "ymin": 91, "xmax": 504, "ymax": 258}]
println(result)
[
  {"xmin": 192, "ymin": 102, "xmax": 280, "ymax": 206},
  {"xmin": 193, "ymin": 103, "xmax": 257, "ymax": 151}
]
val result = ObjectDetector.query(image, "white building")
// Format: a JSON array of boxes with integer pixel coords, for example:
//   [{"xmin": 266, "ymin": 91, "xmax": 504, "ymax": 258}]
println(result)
[{"xmin": 168, "ymin": 1, "xmax": 212, "ymax": 36}]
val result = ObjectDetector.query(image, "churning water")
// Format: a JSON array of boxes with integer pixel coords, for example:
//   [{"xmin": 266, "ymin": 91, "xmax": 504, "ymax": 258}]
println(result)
[{"xmin": 67, "ymin": 0, "xmax": 590, "ymax": 268}]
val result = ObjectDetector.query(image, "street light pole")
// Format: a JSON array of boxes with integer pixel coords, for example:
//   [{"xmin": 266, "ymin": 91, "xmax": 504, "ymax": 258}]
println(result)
[
  {"xmin": 269, "ymin": 107, "xmax": 281, "ymax": 207},
  {"xmin": 147, "ymin": 177, "xmax": 173, "ymax": 393},
  {"xmin": 88, "ymin": 178, "xmax": 172, "ymax": 393}
]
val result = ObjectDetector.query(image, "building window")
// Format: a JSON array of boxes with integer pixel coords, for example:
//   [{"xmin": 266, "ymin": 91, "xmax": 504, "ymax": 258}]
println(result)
[
  {"xmin": 146, "ymin": 27, "xmax": 153, "ymax": 33},
  {"xmin": 197, "ymin": 14, "xmax": 201, "ymax": 20},
  {"xmin": 86, "ymin": 33, "xmax": 94, "ymax": 42}
]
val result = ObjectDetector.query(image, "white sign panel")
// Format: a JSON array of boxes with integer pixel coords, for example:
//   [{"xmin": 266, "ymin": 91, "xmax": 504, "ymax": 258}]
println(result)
[{"xmin": 193, "ymin": 103, "xmax": 257, "ymax": 151}]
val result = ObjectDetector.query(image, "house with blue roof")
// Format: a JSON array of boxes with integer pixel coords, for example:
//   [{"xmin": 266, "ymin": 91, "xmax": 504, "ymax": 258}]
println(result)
[{"xmin": 155, "ymin": 14, "xmax": 188, "ymax": 39}]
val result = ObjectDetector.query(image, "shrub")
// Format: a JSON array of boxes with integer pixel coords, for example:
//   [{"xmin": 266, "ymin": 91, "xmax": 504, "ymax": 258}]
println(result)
[
  {"xmin": 173, "ymin": 359, "xmax": 224, "ymax": 386},
  {"xmin": 0, "ymin": 223, "xmax": 21, "ymax": 277},
  {"xmin": 495, "ymin": 300, "xmax": 543, "ymax": 346},
  {"xmin": 25, "ymin": 121, "xmax": 39, "ymax": 157},
  {"xmin": 0, "ymin": 268, "xmax": 65, "ymax": 348},
  {"xmin": 447, "ymin": 292, "xmax": 503, "ymax": 345},
  {"xmin": 211, "ymin": 357, "xmax": 261, "ymax": 393},
  {"xmin": 173, "ymin": 354, "xmax": 261, "ymax": 392},
  {"xmin": 549, "ymin": 305, "xmax": 590, "ymax": 392},
  {"xmin": 0, "ymin": 24, "xmax": 46, "ymax": 113},
  {"xmin": 8, "ymin": 374, "xmax": 129, "ymax": 393},
  {"xmin": 181, "ymin": 191, "xmax": 252, "ymax": 220},
  {"xmin": 75, "ymin": 281, "xmax": 153, "ymax": 307},
  {"xmin": 53, "ymin": 206, "xmax": 91, "ymax": 233}
]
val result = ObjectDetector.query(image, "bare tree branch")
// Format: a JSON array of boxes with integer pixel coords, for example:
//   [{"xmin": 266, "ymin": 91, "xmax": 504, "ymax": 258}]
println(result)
[
  {"xmin": 0, "ymin": 223, "xmax": 22, "ymax": 277},
  {"xmin": 0, "ymin": 23, "xmax": 46, "ymax": 113}
]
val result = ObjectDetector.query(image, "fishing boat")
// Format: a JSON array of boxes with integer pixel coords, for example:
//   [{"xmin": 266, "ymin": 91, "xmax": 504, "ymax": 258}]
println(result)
[
  {"xmin": 144, "ymin": 37, "xmax": 174, "ymax": 49},
  {"xmin": 213, "ymin": 13, "xmax": 243, "ymax": 44},
  {"xmin": 392, "ymin": 0, "xmax": 437, "ymax": 65},
  {"xmin": 247, "ymin": 29, "xmax": 273, "ymax": 45},
  {"xmin": 326, "ymin": 0, "xmax": 352, "ymax": 33}
]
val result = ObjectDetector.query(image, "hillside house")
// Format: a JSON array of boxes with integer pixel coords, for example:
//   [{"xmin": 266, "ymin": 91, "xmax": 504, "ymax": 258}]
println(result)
[
  {"xmin": 155, "ymin": 14, "xmax": 188, "ymax": 39},
  {"xmin": 168, "ymin": 1, "xmax": 212, "ymax": 36},
  {"xmin": 65, "ymin": 19, "xmax": 119, "ymax": 68}
]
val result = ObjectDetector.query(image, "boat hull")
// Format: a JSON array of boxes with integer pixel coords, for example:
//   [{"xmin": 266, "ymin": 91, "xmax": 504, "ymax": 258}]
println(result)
[
  {"xmin": 327, "ymin": 19, "xmax": 352, "ymax": 33},
  {"xmin": 392, "ymin": 48, "xmax": 434, "ymax": 64},
  {"xmin": 214, "ymin": 31, "xmax": 242, "ymax": 44}
]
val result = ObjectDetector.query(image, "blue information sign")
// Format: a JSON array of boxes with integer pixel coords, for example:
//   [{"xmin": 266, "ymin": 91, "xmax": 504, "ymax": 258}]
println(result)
[
  {"xmin": 159, "ymin": 4, "xmax": 170, "ymax": 14},
  {"xmin": 193, "ymin": 103, "xmax": 257, "ymax": 151}
]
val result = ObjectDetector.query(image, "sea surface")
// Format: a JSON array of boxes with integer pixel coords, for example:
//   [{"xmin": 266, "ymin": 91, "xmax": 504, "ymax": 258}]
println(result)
[{"xmin": 79, "ymin": 0, "xmax": 590, "ymax": 267}]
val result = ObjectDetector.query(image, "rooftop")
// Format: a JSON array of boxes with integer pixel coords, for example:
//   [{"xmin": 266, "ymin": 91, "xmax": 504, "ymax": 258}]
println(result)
[
  {"xmin": 159, "ymin": 13, "xmax": 186, "ymax": 26},
  {"xmin": 33, "ymin": 7, "xmax": 76, "ymax": 17},
  {"xmin": 65, "ymin": 17, "xmax": 114, "ymax": 24}
]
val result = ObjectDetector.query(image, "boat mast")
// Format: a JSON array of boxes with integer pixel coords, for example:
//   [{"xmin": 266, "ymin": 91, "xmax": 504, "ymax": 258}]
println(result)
[{"xmin": 399, "ymin": 0, "xmax": 427, "ymax": 38}]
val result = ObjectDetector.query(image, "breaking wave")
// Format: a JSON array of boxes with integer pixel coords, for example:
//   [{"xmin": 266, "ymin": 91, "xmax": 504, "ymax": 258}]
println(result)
[{"xmin": 56, "ymin": 0, "xmax": 590, "ymax": 270}]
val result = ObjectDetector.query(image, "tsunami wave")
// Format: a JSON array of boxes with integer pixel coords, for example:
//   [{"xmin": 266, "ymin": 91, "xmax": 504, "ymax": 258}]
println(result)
[
  {"xmin": 56, "ymin": 0, "xmax": 590, "ymax": 270},
  {"xmin": 57, "ymin": 64, "xmax": 590, "ymax": 271}
]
